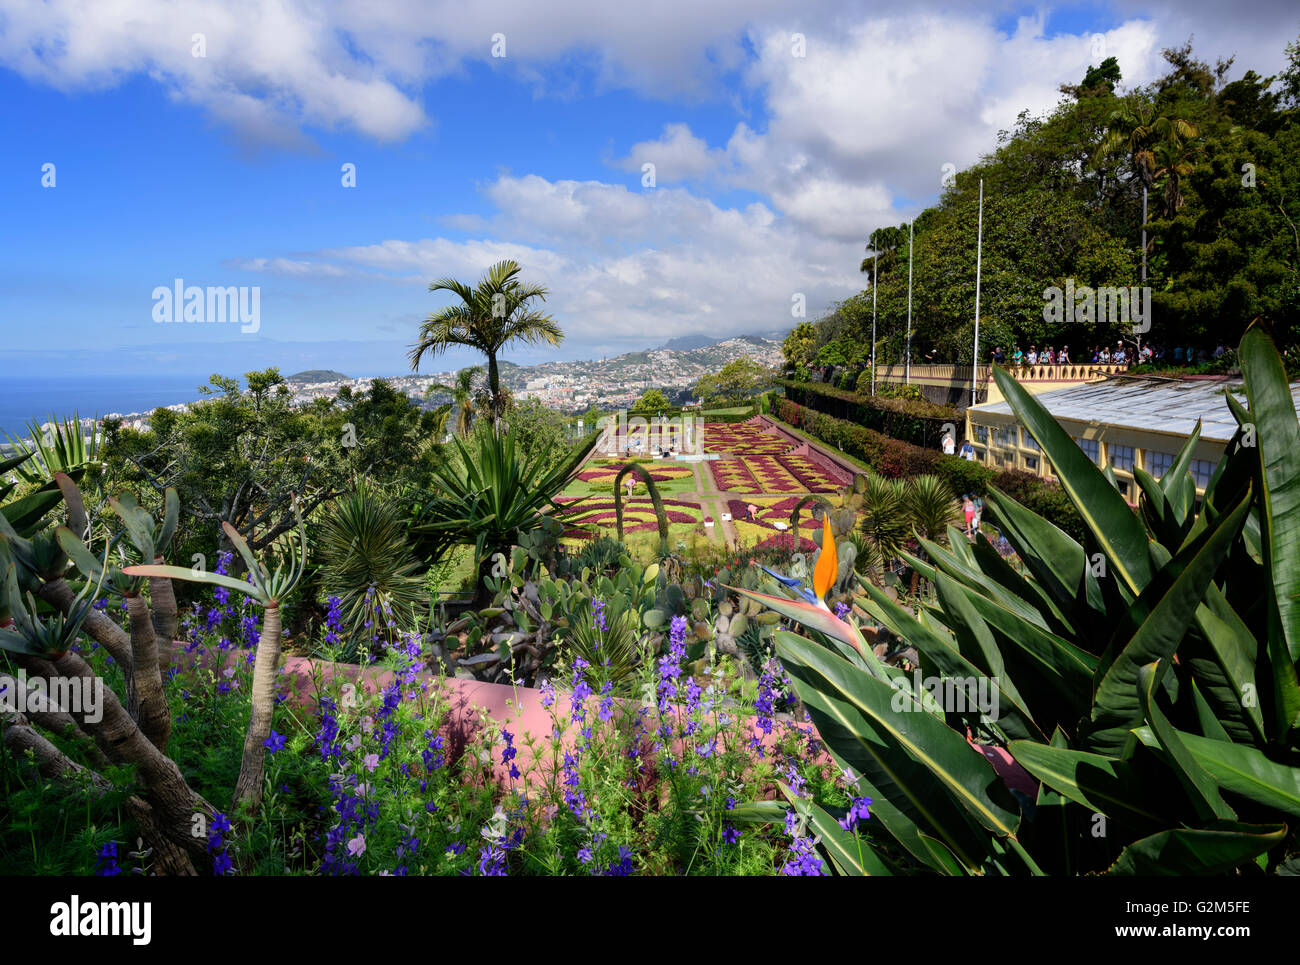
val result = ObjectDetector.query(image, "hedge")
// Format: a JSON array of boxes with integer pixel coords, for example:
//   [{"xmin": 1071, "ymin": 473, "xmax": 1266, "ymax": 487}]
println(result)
[
  {"xmin": 773, "ymin": 398, "xmax": 1085, "ymax": 541},
  {"xmin": 777, "ymin": 378, "xmax": 960, "ymax": 449}
]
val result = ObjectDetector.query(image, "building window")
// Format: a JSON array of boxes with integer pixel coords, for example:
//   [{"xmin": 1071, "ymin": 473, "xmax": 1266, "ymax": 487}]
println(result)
[
  {"xmin": 975, "ymin": 425, "xmax": 988, "ymax": 445},
  {"xmin": 1145, "ymin": 450, "xmax": 1174, "ymax": 477},
  {"xmin": 1108, "ymin": 444, "xmax": 1134, "ymax": 472},
  {"xmin": 1117, "ymin": 479, "xmax": 1130, "ymax": 497},
  {"xmin": 1191, "ymin": 458, "xmax": 1215, "ymax": 490},
  {"xmin": 995, "ymin": 426, "xmax": 1015, "ymax": 449},
  {"xmin": 1024, "ymin": 455, "xmax": 1039, "ymax": 473},
  {"xmin": 1076, "ymin": 437, "xmax": 1100, "ymax": 464},
  {"xmin": 1021, "ymin": 427, "xmax": 1039, "ymax": 451}
]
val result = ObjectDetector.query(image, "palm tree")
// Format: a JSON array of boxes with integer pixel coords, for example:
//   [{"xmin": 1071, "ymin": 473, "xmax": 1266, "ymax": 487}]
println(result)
[
  {"xmin": 409, "ymin": 260, "xmax": 563, "ymax": 428},
  {"xmin": 1095, "ymin": 99, "xmax": 1199, "ymax": 217},
  {"xmin": 860, "ymin": 225, "xmax": 907, "ymax": 275},
  {"xmin": 424, "ymin": 365, "xmax": 482, "ymax": 439},
  {"xmin": 855, "ymin": 474, "xmax": 911, "ymax": 583}
]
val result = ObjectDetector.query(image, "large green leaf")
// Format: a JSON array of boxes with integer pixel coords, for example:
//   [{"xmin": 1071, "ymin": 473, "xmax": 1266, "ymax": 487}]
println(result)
[
  {"xmin": 776, "ymin": 630, "xmax": 1022, "ymax": 841},
  {"xmin": 1134, "ymin": 726, "xmax": 1300, "ymax": 819},
  {"xmin": 1183, "ymin": 586, "xmax": 1266, "ymax": 744},
  {"xmin": 777, "ymin": 644, "xmax": 991, "ymax": 873},
  {"xmin": 1007, "ymin": 741, "xmax": 1177, "ymax": 831},
  {"xmin": 993, "ymin": 365, "xmax": 1152, "ymax": 596},
  {"xmin": 1104, "ymin": 823, "xmax": 1286, "ymax": 875},
  {"xmin": 1087, "ymin": 495, "xmax": 1250, "ymax": 755},
  {"xmin": 122, "ymin": 562, "xmax": 264, "ymax": 601},
  {"xmin": 982, "ymin": 485, "xmax": 1091, "ymax": 613},
  {"xmin": 1239, "ymin": 323, "xmax": 1300, "ymax": 664},
  {"xmin": 1136, "ymin": 662, "xmax": 1236, "ymax": 822}
]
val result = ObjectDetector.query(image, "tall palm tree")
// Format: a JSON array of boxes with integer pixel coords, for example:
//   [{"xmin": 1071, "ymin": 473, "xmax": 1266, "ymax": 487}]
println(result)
[
  {"xmin": 860, "ymin": 225, "xmax": 907, "ymax": 275},
  {"xmin": 409, "ymin": 260, "xmax": 563, "ymax": 428},
  {"xmin": 1095, "ymin": 99, "xmax": 1199, "ymax": 217},
  {"xmin": 424, "ymin": 365, "xmax": 482, "ymax": 439}
]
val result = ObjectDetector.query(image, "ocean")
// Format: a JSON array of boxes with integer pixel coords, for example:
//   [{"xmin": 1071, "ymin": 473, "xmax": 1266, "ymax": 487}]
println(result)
[{"xmin": 0, "ymin": 375, "xmax": 213, "ymax": 439}]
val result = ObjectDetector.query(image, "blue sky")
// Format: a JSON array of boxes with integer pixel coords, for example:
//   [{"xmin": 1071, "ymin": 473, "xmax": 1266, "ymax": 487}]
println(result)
[{"xmin": 0, "ymin": 0, "xmax": 1295, "ymax": 379}]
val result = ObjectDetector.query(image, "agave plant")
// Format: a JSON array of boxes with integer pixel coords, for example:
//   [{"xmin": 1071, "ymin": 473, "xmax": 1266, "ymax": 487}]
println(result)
[
  {"xmin": 736, "ymin": 322, "xmax": 1300, "ymax": 876},
  {"xmin": 317, "ymin": 484, "xmax": 425, "ymax": 655},
  {"xmin": 126, "ymin": 502, "xmax": 308, "ymax": 810},
  {"xmin": 414, "ymin": 426, "xmax": 597, "ymax": 604},
  {"xmin": 3, "ymin": 413, "xmax": 101, "ymax": 485}
]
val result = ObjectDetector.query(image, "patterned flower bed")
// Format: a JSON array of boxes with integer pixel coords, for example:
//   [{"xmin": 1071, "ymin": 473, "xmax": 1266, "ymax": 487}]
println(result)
[
  {"xmin": 576, "ymin": 464, "xmax": 693, "ymax": 485},
  {"xmin": 555, "ymin": 497, "xmax": 703, "ymax": 535},
  {"xmin": 708, "ymin": 458, "xmax": 760, "ymax": 492},
  {"xmin": 778, "ymin": 455, "xmax": 850, "ymax": 492},
  {"xmin": 702, "ymin": 424, "xmax": 794, "ymax": 455},
  {"xmin": 725, "ymin": 496, "xmax": 823, "ymax": 532},
  {"xmin": 742, "ymin": 455, "xmax": 805, "ymax": 492}
]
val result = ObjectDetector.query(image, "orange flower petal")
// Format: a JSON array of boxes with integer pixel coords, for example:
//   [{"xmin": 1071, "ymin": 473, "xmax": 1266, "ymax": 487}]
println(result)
[{"xmin": 813, "ymin": 514, "xmax": 837, "ymax": 600}]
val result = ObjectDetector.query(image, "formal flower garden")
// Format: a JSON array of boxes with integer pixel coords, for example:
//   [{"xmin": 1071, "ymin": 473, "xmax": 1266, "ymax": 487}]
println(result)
[{"xmin": 3, "ymin": 328, "xmax": 1300, "ymax": 879}]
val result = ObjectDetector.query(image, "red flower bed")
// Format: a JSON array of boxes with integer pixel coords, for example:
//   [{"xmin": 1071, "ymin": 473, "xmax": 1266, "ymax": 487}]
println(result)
[
  {"xmin": 556, "ymin": 497, "xmax": 702, "ymax": 534},
  {"xmin": 727, "ymin": 498, "xmax": 821, "ymax": 531},
  {"xmin": 576, "ymin": 465, "xmax": 692, "ymax": 484}
]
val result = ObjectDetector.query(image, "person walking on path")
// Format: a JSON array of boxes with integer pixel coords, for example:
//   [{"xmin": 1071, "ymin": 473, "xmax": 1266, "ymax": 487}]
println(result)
[
  {"xmin": 942, "ymin": 433, "xmax": 956, "ymax": 456},
  {"xmin": 972, "ymin": 494, "xmax": 984, "ymax": 534},
  {"xmin": 959, "ymin": 438, "xmax": 976, "ymax": 461},
  {"xmin": 962, "ymin": 493, "xmax": 976, "ymax": 539}
]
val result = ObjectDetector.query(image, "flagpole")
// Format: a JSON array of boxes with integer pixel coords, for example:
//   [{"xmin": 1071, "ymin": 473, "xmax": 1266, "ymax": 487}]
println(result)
[
  {"xmin": 871, "ymin": 252, "xmax": 877, "ymax": 396},
  {"xmin": 972, "ymin": 178, "xmax": 983, "ymax": 406},
  {"xmin": 906, "ymin": 220, "xmax": 913, "ymax": 385}
]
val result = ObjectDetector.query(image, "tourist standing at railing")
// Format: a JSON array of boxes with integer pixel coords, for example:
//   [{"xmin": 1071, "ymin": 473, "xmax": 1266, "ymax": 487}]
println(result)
[
  {"xmin": 1100, "ymin": 346, "xmax": 1111, "ymax": 363},
  {"xmin": 1058, "ymin": 345, "xmax": 1070, "ymax": 364},
  {"xmin": 992, "ymin": 346, "xmax": 1005, "ymax": 364},
  {"xmin": 1027, "ymin": 346, "xmax": 1038, "ymax": 365},
  {"xmin": 1012, "ymin": 346, "xmax": 1023, "ymax": 366}
]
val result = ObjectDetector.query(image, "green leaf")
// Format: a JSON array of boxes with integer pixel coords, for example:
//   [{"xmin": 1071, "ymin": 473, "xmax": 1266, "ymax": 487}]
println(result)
[
  {"xmin": 1087, "ymin": 495, "xmax": 1250, "ymax": 755},
  {"xmin": 775, "ymin": 630, "xmax": 1022, "ymax": 841},
  {"xmin": 1105, "ymin": 823, "xmax": 1286, "ymax": 876},
  {"xmin": 1136, "ymin": 662, "xmax": 1236, "ymax": 822},
  {"xmin": 1239, "ymin": 323, "xmax": 1300, "ymax": 664},
  {"xmin": 1139, "ymin": 726, "xmax": 1300, "ymax": 819},
  {"xmin": 1007, "ymin": 741, "xmax": 1176, "ymax": 831},
  {"xmin": 993, "ymin": 365, "xmax": 1152, "ymax": 596},
  {"xmin": 121, "ymin": 563, "xmax": 265, "ymax": 602}
]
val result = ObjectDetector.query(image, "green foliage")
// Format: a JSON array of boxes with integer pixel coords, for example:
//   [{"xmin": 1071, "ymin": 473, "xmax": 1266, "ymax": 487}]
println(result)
[
  {"xmin": 3, "ymin": 414, "xmax": 101, "ymax": 486},
  {"xmin": 694, "ymin": 357, "xmax": 774, "ymax": 408},
  {"xmin": 315, "ymin": 485, "xmax": 425, "ymax": 649},
  {"xmin": 777, "ymin": 378, "xmax": 957, "ymax": 448},
  {"xmin": 763, "ymin": 322, "xmax": 1300, "ymax": 876},
  {"xmin": 410, "ymin": 260, "xmax": 563, "ymax": 427},
  {"xmin": 413, "ymin": 427, "xmax": 597, "ymax": 598},
  {"xmin": 632, "ymin": 389, "xmax": 670, "ymax": 413}
]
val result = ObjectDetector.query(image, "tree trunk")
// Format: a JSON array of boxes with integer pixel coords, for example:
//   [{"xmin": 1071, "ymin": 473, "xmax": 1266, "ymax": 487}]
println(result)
[
  {"xmin": 148, "ymin": 560, "xmax": 179, "ymax": 649},
  {"xmin": 487, "ymin": 353, "xmax": 500, "ymax": 429},
  {"xmin": 232, "ymin": 603, "xmax": 281, "ymax": 810},
  {"xmin": 43, "ymin": 651, "xmax": 212, "ymax": 871},
  {"xmin": 125, "ymin": 593, "xmax": 171, "ymax": 751}
]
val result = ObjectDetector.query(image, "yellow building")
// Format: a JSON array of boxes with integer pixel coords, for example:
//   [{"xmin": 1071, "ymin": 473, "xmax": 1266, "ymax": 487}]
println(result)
[{"xmin": 964, "ymin": 375, "xmax": 1300, "ymax": 502}]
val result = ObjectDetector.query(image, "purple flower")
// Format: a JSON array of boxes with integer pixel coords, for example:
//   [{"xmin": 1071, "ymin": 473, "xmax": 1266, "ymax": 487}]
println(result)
[
  {"xmin": 833, "ymin": 601, "xmax": 851, "ymax": 620},
  {"xmin": 838, "ymin": 796, "xmax": 874, "ymax": 833},
  {"xmin": 592, "ymin": 597, "xmax": 607, "ymax": 633},
  {"xmin": 577, "ymin": 847, "xmax": 593, "ymax": 865},
  {"xmin": 501, "ymin": 729, "xmax": 520, "ymax": 781},
  {"xmin": 722, "ymin": 825, "xmax": 740, "ymax": 845},
  {"xmin": 263, "ymin": 730, "xmax": 287, "ymax": 754},
  {"xmin": 347, "ymin": 834, "xmax": 367, "ymax": 857},
  {"xmin": 781, "ymin": 835, "xmax": 826, "ymax": 876},
  {"xmin": 94, "ymin": 841, "xmax": 122, "ymax": 877}
]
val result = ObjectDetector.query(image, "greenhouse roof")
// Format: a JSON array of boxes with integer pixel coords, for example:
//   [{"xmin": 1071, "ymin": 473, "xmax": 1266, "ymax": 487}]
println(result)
[{"xmin": 971, "ymin": 376, "xmax": 1300, "ymax": 443}]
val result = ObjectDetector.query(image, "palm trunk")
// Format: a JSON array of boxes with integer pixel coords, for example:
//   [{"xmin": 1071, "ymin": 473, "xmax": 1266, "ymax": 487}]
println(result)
[
  {"xmin": 232, "ymin": 602, "xmax": 281, "ymax": 810},
  {"xmin": 125, "ymin": 593, "xmax": 171, "ymax": 751},
  {"xmin": 487, "ymin": 353, "xmax": 500, "ymax": 429}
]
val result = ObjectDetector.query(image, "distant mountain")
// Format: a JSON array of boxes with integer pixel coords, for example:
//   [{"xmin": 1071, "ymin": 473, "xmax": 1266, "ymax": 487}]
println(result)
[
  {"xmin": 288, "ymin": 369, "xmax": 350, "ymax": 383},
  {"xmin": 659, "ymin": 335, "xmax": 721, "ymax": 351}
]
